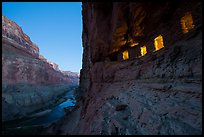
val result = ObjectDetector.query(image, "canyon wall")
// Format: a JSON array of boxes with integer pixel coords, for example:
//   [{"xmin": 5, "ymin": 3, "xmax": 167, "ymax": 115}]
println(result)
[
  {"xmin": 2, "ymin": 15, "xmax": 39, "ymax": 57},
  {"xmin": 2, "ymin": 15, "xmax": 79, "ymax": 121},
  {"xmin": 77, "ymin": 2, "xmax": 202, "ymax": 135}
]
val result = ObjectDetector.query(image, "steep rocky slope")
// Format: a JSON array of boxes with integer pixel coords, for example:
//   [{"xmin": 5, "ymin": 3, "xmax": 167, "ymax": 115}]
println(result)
[
  {"xmin": 2, "ymin": 15, "xmax": 79, "ymax": 121},
  {"xmin": 2, "ymin": 15, "xmax": 39, "ymax": 57},
  {"xmin": 44, "ymin": 2, "xmax": 202, "ymax": 135},
  {"xmin": 62, "ymin": 71, "xmax": 80, "ymax": 85}
]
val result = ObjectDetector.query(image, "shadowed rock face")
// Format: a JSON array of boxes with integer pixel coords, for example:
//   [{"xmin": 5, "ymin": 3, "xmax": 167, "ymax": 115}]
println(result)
[
  {"xmin": 2, "ymin": 15, "xmax": 79, "ymax": 121},
  {"xmin": 76, "ymin": 2, "xmax": 202, "ymax": 135}
]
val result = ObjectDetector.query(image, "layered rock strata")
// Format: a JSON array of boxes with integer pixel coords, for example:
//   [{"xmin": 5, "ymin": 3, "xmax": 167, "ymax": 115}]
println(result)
[{"xmin": 76, "ymin": 2, "xmax": 202, "ymax": 135}]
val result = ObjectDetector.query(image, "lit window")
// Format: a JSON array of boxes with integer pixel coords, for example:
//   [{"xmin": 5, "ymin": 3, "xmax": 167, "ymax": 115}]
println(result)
[
  {"xmin": 123, "ymin": 50, "xmax": 129, "ymax": 60},
  {"xmin": 180, "ymin": 12, "xmax": 195, "ymax": 34},
  {"xmin": 140, "ymin": 46, "xmax": 147, "ymax": 56},
  {"xmin": 154, "ymin": 35, "xmax": 164, "ymax": 51}
]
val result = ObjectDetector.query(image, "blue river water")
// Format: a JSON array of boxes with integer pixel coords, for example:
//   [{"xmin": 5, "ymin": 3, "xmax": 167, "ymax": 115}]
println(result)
[{"xmin": 4, "ymin": 90, "xmax": 76, "ymax": 129}]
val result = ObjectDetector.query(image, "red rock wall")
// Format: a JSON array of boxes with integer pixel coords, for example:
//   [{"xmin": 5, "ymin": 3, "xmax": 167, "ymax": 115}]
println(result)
[
  {"xmin": 2, "ymin": 15, "xmax": 39, "ymax": 57},
  {"xmin": 78, "ymin": 2, "xmax": 202, "ymax": 135},
  {"xmin": 2, "ymin": 37, "xmax": 72, "ymax": 85},
  {"xmin": 2, "ymin": 15, "xmax": 75, "ymax": 85}
]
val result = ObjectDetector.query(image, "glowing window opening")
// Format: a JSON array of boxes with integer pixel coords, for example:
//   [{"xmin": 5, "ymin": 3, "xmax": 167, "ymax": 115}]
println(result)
[
  {"xmin": 154, "ymin": 35, "xmax": 164, "ymax": 51},
  {"xmin": 123, "ymin": 50, "xmax": 129, "ymax": 60},
  {"xmin": 140, "ymin": 46, "xmax": 147, "ymax": 56},
  {"xmin": 181, "ymin": 12, "xmax": 195, "ymax": 34}
]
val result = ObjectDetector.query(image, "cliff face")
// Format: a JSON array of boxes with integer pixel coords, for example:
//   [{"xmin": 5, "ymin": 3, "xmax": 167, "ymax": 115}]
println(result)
[
  {"xmin": 2, "ymin": 15, "xmax": 77, "ymax": 85},
  {"xmin": 2, "ymin": 15, "xmax": 79, "ymax": 121},
  {"xmin": 2, "ymin": 41, "xmax": 73, "ymax": 85},
  {"xmin": 2, "ymin": 15, "xmax": 39, "ymax": 57},
  {"xmin": 77, "ymin": 2, "xmax": 202, "ymax": 135},
  {"xmin": 62, "ymin": 71, "xmax": 80, "ymax": 85}
]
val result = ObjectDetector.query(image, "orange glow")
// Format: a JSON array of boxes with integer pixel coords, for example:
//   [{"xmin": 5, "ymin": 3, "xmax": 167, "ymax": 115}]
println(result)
[
  {"xmin": 154, "ymin": 35, "xmax": 164, "ymax": 51},
  {"xmin": 181, "ymin": 12, "xmax": 195, "ymax": 34},
  {"xmin": 140, "ymin": 46, "xmax": 147, "ymax": 56},
  {"xmin": 130, "ymin": 42, "xmax": 139, "ymax": 47},
  {"xmin": 123, "ymin": 50, "xmax": 129, "ymax": 60}
]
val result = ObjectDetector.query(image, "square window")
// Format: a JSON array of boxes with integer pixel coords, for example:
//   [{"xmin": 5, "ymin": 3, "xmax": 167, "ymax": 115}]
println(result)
[
  {"xmin": 154, "ymin": 35, "xmax": 164, "ymax": 51},
  {"xmin": 181, "ymin": 12, "xmax": 195, "ymax": 34},
  {"xmin": 140, "ymin": 46, "xmax": 147, "ymax": 56},
  {"xmin": 123, "ymin": 50, "xmax": 129, "ymax": 60}
]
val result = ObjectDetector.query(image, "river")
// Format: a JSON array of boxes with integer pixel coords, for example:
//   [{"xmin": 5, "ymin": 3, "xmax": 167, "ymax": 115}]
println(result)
[{"xmin": 2, "ymin": 88, "xmax": 77, "ymax": 135}]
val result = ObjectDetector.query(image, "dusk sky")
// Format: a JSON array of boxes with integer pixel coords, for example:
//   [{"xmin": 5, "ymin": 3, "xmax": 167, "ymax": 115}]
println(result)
[{"xmin": 2, "ymin": 2, "xmax": 82, "ymax": 73}]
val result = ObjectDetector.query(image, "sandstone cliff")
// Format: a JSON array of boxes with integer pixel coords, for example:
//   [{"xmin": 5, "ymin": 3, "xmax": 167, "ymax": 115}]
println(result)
[
  {"xmin": 65, "ymin": 2, "xmax": 201, "ymax": 135},
  {"xmin": 2, "ymin": 15, "xmax": 79, "ymax": 121}
]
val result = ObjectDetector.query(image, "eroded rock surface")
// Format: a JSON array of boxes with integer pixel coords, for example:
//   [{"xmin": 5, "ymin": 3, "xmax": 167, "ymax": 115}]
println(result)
[{"xmin": 75, "ymin": 2, "xmax": 202, "ymax": 135}]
